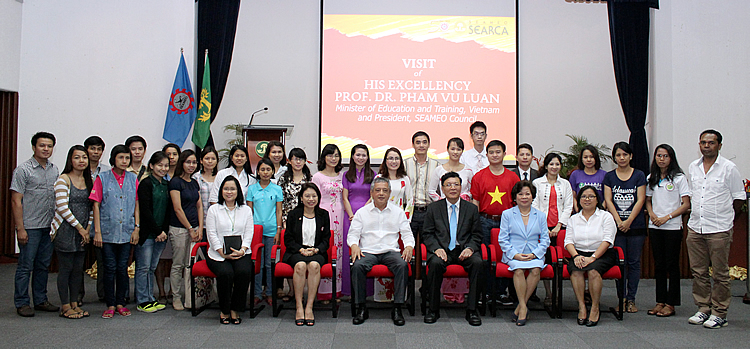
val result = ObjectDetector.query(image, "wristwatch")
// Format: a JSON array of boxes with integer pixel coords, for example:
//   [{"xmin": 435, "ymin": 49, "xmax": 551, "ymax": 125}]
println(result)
[{"xmin": 591, "ymin": 253, "xmax": 597, "ymax": 260}]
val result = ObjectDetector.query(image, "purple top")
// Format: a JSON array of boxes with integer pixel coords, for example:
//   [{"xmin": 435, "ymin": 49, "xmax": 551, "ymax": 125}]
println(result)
[
  {"xmin": 343, "ymin": 168, "xmax": 376, "ymax": 214},
  {"xmin": 568, "ymin": 169, "xmax": 607, "ymax": 199}
]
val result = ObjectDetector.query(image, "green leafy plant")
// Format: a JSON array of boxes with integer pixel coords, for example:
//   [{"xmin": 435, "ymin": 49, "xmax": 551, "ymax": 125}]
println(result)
[
  {"xmin": 555, "ymin": 134, "xmax": 612, "ymax": 178},
  {"xmin": 218, "ymin": 123, "xmax": 244, "ymax": 167}
]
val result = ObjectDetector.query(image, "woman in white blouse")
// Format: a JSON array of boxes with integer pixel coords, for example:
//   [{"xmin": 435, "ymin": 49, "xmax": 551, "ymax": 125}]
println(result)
[
  {"xmin": 428, "ymin": 137, "xmax": 473, "ymax": 202},
  {"xmin": 564, "ymin": 186, "xmax": 617, "ymax": 327},
  {"xmin": 209, "ymin": 145, "xmax": 256, "ymax": 205},
  {"xmin": 532, "ymin": 153, "xmax": 574, "ymax": 306},
  {"xmin": 283, "ymin": 183, "xmax": 331, "ymax": 326},
  {"xmin": 205, "ymin": 176, "xmax": 254, "ymax": 325}
]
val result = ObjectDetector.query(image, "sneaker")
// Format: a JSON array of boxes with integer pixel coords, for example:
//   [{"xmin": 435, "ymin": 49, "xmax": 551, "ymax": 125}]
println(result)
[
  {"xmin": 702, "ymin": 315, "xmax": 728, "ymax": 329},
  {"xmin": 151, "ymin": 301, "xmax": 166, "ymax": 311},
  {"xmin": 137, "ymin": 302, "xmax": 158, "ymax": 313},
  {"xmin": 688, "ymin": 311, "xmax": 710, "ymax": 325},
  {"xmin": 173, "ymin": 299, "xmax": 184, "ymax": 311},
  {"xmin": 498, "ymin": 294, "xmax": 514, "ymax": 306}
]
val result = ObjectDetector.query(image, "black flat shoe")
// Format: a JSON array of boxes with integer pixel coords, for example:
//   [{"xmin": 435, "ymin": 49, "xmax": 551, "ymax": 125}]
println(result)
[
  {"xmin": 295, "ymin": 318, "xmax": 305, "ymax": 326},
  {"xmin": 231, "ymin": 317, "xmax": 242, "ymax": 325},
  {"xmin": 424, "ymin": 310, "xmax": 439, "ymax": 324}
]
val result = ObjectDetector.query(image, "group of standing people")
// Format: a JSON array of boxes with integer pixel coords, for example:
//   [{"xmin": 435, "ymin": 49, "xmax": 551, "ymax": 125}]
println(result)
[{"xmin": 9, "ymin": 124, "xmax": 745, "ymax": 330}]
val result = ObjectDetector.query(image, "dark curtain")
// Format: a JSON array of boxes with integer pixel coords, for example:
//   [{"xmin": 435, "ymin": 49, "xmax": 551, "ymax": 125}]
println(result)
[
  {"xmin": 607, "ymin": 0, "xmax": 658, "ymax": 173},
  {"xmin": 196, "ymin": 0, "xmax": 241, "ymax": 149},
  {"xmin": 0, "ymin": 92, "xmax": 19, "ymax": 256}
]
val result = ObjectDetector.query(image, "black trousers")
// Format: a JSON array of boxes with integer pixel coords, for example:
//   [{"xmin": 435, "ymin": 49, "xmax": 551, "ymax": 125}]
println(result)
[
  {"xmin": 58, "ymin": 251, "xmax": 86, "ymax": 304},
  {"xmin": 650, "ymin": 228, "xmax": 682, "ymax": 305},
  {"xmin": 206, "ymin": 256, "xmax": 253, "ymax": 314},
  {"xmin": 351, "ymin": 251, "xmax": 407, "ymax": 304},
  {"xmin": 425, "ymin": 248, "xmax": 484, "ymax": 311}
]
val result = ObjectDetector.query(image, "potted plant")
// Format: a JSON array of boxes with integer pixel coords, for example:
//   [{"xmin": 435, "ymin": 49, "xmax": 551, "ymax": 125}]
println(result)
[
  {"xmin": 218, "ymin": 123, "xmax": 244, "ymax": 167},
  {"xmin": 548, "ymin": 134, "xmax": 612, "ymax": 179}
]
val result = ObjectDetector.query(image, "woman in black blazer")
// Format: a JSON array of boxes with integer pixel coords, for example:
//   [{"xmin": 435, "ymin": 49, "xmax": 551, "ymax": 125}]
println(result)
[{"xmin": 283, "ymin": 182, "xmax": 331, "ymax": 326}]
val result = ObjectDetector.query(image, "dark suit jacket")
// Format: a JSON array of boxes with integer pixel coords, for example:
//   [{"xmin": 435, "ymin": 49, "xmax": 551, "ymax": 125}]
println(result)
[
  {"xmin": 512, "ymin": 167, "xmax": 539, "ymax": 181},
  {"xmin": 422, "ymin": 198, "xmax": 482, "ymax": 254},
  {"xmin": 283, "ymin": 206, "xmax": 331, "ymax": 263}
]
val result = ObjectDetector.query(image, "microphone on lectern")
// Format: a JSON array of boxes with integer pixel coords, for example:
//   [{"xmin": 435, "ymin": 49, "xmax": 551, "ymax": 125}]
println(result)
[{"xmin": 248, "ymin": 107, "xmax": 268, "ymax": 126}]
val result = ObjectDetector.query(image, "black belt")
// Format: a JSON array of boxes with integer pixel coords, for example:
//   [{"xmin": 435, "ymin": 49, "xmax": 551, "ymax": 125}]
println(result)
[
  {"xmin": 414, "ymin": 205, "xmax": 429, "ymax": 212},
  {"xmin": 480, "ymin": 212, "xmax": 502, "ymax": 221}
]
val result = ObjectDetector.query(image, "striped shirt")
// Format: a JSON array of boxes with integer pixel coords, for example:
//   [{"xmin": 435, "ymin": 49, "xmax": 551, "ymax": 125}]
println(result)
[{"xmin": 51, "ymin": 175, "xmax": 93, "ymax": 235}]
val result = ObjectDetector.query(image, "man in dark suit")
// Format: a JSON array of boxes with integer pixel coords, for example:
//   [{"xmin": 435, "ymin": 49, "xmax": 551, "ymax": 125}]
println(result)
[
  {"xmin": 512, "ymin": 143, "xmax": 539, "ymax": 182},
  {"xmin": 422, "ymin": 172, "xmax": 484, "ymax": 326}
]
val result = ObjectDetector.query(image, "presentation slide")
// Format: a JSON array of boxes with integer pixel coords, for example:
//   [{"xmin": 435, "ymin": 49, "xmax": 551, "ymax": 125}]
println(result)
[{"xmin": 320, "ymin": 2, "xmax": 516, "ymax": 162}]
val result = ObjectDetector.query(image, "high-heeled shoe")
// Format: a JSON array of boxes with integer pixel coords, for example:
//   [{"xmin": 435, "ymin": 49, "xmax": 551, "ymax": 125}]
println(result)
[
  {"xmin": 510, "ymin": 313, "xmax": 518, "ymax": 323},
  {"xmin": 585, "ymin": 319, "xmax": 598, "ymax": 327},
  {"xmin": 577, "ymin": 317, "xmax": 587, "ymax": 326},
  {"xmin": 516, "ymin": 314, "xmax": 528, "ymax": 326}
]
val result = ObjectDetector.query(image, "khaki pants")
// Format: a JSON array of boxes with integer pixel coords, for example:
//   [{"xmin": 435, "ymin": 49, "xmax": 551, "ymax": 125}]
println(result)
[
  {"xmin": 169, "ymin": 226, "xmax": 191, "ymax": 302},
  {"xmin": 686, "ymin": 228, "xmax": 733, "ymax": 318}
]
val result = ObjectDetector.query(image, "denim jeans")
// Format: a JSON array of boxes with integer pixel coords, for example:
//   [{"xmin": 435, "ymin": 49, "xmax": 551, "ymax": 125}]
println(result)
[
  {"xmin": 134, "ymin": 239, "xmax": 167, "ymax": 305},
  {"xmin": 102, "ymin": 242, "xmax": 132, "ymax": 307},
  {"xmin": 481, "ymin": 216, "xmax": 509, "ymax": 296},
  {"xmin": 254, "ymin": 236, "xmax": 274, "ymax": 298},
  {"xmin": 14, "ymin": 228, "xmax": 53, "ymax": 308},
  {"xmin": 615, "ymin": 231, "xmax": 647, "ymax": 301}
]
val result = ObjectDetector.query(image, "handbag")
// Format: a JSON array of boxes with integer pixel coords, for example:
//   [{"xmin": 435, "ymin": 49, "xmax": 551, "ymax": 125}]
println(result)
[{"xmin": 183, "ymin": 242, "xmax": 218, "ymax": 309}]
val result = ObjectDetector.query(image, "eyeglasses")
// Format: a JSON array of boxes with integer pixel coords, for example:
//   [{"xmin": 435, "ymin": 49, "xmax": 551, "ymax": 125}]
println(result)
[
  {"xmin": 655, "ymin": 154, "xmax": 670, "ymax": 159},
  {"xmin": 581, "ymin": 195, "xmax": 597, "ymax": 200},
  {"xmin": 442, "ymin": 183, "xmax": 461, "ymax": 188},
  {"xmin": 386, "ymin": 157, "xmax": 400, "ymax": 162},
  {"xmin": 472, "ymin": 132, "xmax": 486, "ymax": 137},
  {"xmin": 291, "ymin": 157, "xmax": 306, "ymax": 162}
]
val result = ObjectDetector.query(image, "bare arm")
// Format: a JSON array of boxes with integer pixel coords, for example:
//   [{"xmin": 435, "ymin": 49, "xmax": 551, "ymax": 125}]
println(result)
[{"xmin": 11, "ymin": 192, "xmax": 27, "ymax": 245}]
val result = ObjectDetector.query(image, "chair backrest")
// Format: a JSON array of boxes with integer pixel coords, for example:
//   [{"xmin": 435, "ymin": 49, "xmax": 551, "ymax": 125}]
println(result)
[
  {"xmin": 252, "ymin": 224, "xmax": 263, "ymax": 248},
  {"xmin": 557, "ymin": 229, "xmax": 571, "ymax": 258},
  {"xmin": 490, "ymin": 228, "xmax": 504, "ymax": 260}
]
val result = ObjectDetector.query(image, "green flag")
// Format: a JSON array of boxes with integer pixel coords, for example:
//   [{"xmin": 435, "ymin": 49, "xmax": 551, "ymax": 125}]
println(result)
[{"xmin": 192, "ymin": 51, "xmax": 211, "ymax": 148}]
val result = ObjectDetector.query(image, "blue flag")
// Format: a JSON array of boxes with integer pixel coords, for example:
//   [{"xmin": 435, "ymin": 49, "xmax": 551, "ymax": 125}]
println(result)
[{"xmin": 163, "ymin": 52, "xmax": 196, "ymax": 147}]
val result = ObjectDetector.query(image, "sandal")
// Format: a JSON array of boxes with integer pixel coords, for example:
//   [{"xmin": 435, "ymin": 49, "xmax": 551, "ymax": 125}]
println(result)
[
  {"xmin": 647, "ymin": 303, "xmax": 665, "ymax": 316},
  {"xmin": 220, "ymin": 316, "xmax": 231, "ymax": 325},
  {"xmin": 626, "ymin": 300, "xmax": 638, "ymax": 313},
  {"xmin": 74, "ymin": 307, "xmax": 90, "ymax": 317},
  {"xmin": 60, "ymin": 309, "xmax": 84, "ymax": 319},
  {"xmin": 282, "ymin": 295, "xmax": 293, "ymax": 302},
  {"xmin": 231, "ymin": 317, "xmax": 242, "ymax": 325},
  {"xmin": 116, "ymin": 307, "xmax": 132, "ymax": 317},
  {"xmin": 102, "ymin": 309, "xmax": 115, "ymax": 319},
  {"xmin": 656, "ymin": 304, "xmax": 675, "ymax": 317}
]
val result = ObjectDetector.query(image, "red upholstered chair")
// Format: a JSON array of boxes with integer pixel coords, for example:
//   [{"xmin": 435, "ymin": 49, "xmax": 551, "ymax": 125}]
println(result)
[
  {"xmin": 348, "ymin": 238, "xmax": 415, "ymax": 317},
  {"xmin": 488, "ymin": 228, "xmax": 559, "ymax": 318},
  {"xmin": 189, "ymin": 225, "xmax": 265, "ymax": 317},
  {"xmin": 419, "ymin": 243, "xmax": 488, "ymax": 316},
  {"xmin": 556, "ymin": 229, "xmax": 625, "ymax": 320},
  {"xmin": 270, "ymin": 229, "xmax": 338, "ymax": 318}
]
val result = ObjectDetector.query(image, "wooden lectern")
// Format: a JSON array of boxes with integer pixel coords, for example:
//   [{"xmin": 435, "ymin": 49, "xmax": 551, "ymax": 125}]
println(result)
[{"xmin": 243, "ymin": 125, "xmax": 291, "ymax": 170}]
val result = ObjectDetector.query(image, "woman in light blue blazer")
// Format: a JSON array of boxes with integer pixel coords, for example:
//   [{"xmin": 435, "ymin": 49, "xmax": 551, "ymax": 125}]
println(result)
[{"xmin": 498, "ymin": 180, "xmax": 550, "ymax": 326}]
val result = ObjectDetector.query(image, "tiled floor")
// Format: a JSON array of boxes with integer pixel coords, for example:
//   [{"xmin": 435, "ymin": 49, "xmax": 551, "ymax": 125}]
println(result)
[{"xmin": 3, "ymin": 263, "xmax": 749, "ymax": 348}]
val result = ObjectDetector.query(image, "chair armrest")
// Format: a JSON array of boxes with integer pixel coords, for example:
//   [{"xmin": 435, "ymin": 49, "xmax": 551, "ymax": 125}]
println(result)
[
  {"xmin": 271, "ymin": 244, "xmax": 281, "ymax": 261},
  {"xmin": 420, "ymin": 244, "xmax": 427, "ymax": 261},
  {"xmin": 191, "ymin": 242, "xmax": 208, "ymax": 257},
  {"xmin": 252, "ymin": 243, "xmax": 264, "ymax": 258},
  {"xmin": 480, "ymin": 244, "xmax": 489, "ymax": 261},
  {"xmin": 331, "ymin": 245, "xmax": 337, "ymax": 266},
  {"xmin": 613, "ymin": 246, "xmax": 625, "ymax": 264},
  {"xmin": 487, "ymin": 244, "xmax": 496, "ymax": 263}
]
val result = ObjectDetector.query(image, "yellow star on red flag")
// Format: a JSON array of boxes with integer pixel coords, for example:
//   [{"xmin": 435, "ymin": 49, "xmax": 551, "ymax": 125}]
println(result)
[{"xmin": 488, "ymin": 186, "xmax": 506, "ymax": 205}]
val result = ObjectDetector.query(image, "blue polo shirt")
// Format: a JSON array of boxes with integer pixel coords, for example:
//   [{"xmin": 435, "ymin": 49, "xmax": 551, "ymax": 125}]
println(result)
[{"xmin": 246, "ymin": 182, "xmax": 283, "ymax": 237}]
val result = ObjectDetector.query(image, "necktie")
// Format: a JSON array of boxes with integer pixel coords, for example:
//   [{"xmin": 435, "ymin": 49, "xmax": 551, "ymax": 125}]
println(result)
[
  {"xmin": 523, "ymin": 172, "xmax": 528, "ymax": 181},
  {"xmin": 449, "ymin": 204, "xmax": 457, "ymax": 250}
]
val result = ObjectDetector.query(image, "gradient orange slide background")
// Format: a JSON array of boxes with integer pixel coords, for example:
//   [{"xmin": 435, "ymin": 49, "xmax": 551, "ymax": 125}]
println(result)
[{"xmin": 321, "ymin": 15, "xmax": 517, "ymax": 161}]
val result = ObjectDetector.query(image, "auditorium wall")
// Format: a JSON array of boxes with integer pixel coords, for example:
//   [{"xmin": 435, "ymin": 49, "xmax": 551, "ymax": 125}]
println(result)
[
  {"xmin": 0, "ymin": 0, "xmax": 22, "ymax": 92},
  {"xmin": 11, "ymin": 0, "xmax": 750, "ymax": 177}
]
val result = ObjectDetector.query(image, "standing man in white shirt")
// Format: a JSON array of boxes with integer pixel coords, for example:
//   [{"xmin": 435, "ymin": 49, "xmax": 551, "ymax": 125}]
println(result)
[
  {"xmin": 686, "ymin": 129, "xmax": 744, "ymax": 329},
  {"xmin": 460, "ymin": 121, "xmax": 488, "ymax": 173},
  {"xmin": 348, "ymin": 177, "xmax": 415, "ymax": 326},
  {"xmin": 405, "ymin": 131, "xmax": 439, "ymax": 280}
]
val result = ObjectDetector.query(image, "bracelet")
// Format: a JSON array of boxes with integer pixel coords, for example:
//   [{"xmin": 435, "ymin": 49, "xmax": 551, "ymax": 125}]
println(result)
[{"xmin": 668, "ymin": 214, "xmax": 673, "ymax": 219}]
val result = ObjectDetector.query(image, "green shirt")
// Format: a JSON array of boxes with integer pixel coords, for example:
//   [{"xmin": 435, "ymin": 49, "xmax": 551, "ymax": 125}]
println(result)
[{"xmin": 150, "ymin": 175, "xmax": 169, "ymax": 239}]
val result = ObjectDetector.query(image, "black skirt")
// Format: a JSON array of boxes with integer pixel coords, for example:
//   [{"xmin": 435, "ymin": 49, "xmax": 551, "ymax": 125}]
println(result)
[
  {"xmin": 567, "ymin": 248, "xmax": 618, "ymax": 275},
  {"xmin": 285, "ymin": 252, "xmax": 327, "ymax": 267}
]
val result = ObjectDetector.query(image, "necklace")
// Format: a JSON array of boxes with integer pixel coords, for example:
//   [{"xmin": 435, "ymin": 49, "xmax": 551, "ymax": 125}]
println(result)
[{"xmin": 519, "ymin": 210, "xmax": 531, "ymax": 217}]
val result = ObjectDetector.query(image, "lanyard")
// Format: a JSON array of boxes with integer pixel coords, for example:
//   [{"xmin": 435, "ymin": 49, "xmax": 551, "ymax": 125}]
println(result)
[{"xmin": 225, "ymin": 206, "xmax": 236, "ymax": 231}]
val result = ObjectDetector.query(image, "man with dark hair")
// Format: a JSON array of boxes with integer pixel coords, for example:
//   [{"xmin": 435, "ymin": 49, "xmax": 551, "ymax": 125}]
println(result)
[
  {"xmin": 512, "ymin": 143, "xmax": 538, "ymax": 182},
  {"xmin": 405, "ymin": 131, "xmax": 439, "ymax": 280},
  {"xmin": 10, "ymin": 131, "xmax": 60, "ymax": 316},
  {"xmin": 349, "ymin": 177, "xmax": 415, "ymax": 326},
  {"xmin": 470, "ymin": 140, "xmax": 519, "ymax": 306},
  {"xmin": 686, "ymin": 129, "xmax": 744, "ymax": 329},
  {"xmin": 85, "ymin": 136, "xmax": 110, "ymax": 179},
  {"xmin": 125, "ymin": 135, "xmax": 147, "ymax": 179},
  {"xmin": 460, "ymin": 121, "xmax": 488, "ymax": 173},
  {"xmin": 422, "ymin": 172, "xmax": 484, "ymax": 326}
]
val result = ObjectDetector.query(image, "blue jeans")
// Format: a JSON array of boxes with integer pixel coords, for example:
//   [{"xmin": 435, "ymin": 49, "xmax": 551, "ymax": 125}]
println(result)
[
  {"xmin": 615, "ymin": 231, "xmax": 647, "ymax": 301},
  {"xmin": 254, "ymin": 236, "xmax": 274, "ymax": 298},
  {"xmin": 102, "ymin": 243, "xmax": 132, "ymax": 307},
  {"xmin": 134, "ymin": 239, "xmax": 166, "ymax": 305},
  {"xmin": 481, "ymin": 216, "xmax": 509, "ymax": 297},
  {"xmin": 14, "ymin": 228, "xmax": 53, "ymax": 308}
]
